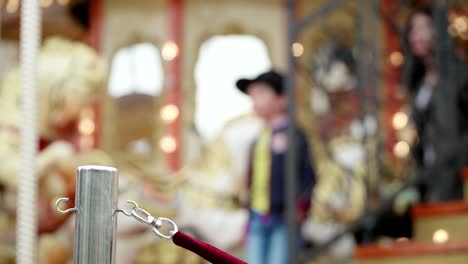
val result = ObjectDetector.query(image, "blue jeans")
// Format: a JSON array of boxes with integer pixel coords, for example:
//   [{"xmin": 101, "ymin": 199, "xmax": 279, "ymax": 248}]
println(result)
[{"xmin": 246, "ymin": 213, "xmax": 290, "ymax": 264}]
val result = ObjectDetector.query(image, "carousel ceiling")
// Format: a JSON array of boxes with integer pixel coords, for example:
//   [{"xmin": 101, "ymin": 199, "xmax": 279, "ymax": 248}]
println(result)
[{"xmin": 1, "ymin": 0, "xmax": 89, "ymax": 40}]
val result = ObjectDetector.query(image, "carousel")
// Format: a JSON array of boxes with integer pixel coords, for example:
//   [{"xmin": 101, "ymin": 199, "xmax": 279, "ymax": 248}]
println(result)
[{"xmin": 1, "ymin": 0, "xmax": 468, "ymax": 264}]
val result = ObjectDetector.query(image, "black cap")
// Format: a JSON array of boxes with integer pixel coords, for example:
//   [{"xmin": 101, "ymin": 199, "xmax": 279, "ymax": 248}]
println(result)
[{"xmin": 236, "ymin": 70, "xmax": 284, "ymax": 95}]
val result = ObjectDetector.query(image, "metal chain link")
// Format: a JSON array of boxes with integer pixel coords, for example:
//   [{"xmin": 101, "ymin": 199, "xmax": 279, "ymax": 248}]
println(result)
[{"xmin": 121, "ymin": 200, "xmax": 178, "ymax": 240}]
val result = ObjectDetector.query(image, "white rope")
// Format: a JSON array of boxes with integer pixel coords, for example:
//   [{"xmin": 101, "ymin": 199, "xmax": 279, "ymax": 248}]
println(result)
[{"xmin": 17, "ymin": 1, "xmax": 41, "ymax": 263}]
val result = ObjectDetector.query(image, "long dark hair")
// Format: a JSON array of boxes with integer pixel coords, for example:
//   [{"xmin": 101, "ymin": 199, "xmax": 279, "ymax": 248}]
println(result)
[{"xmin": 402, "ymin": 7, "xmax": 433, "ymax": 96}]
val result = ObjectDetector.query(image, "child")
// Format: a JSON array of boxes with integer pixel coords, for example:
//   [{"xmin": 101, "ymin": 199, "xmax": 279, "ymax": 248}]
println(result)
[{"xmin": 236, "ymin": 70, "xmax": 316, "ymax": 264}]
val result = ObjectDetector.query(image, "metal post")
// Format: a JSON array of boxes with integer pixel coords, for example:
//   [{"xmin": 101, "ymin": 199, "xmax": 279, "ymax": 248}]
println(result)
[
  {"xmin": 355, "ymin": 0, "xmax": 376, "ymax": 244},
  {"xmin": 74, "ymin": 165, "xmax": 119, "ymax": 264},
  {"xmin": 370, "ymin": 0, "xmax": 383, "ymax": 206},
  {"xmin": 285, "ymin": 1, "xmax": 298, "ymax": 263}
]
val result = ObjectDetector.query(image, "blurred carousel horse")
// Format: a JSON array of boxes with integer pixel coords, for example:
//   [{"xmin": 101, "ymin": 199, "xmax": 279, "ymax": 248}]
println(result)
[
  {"xmin": 0, "ymin": 36, "xmax": 107, "ymax": 264},
  {"xmin": 303, "ymin": 44, "xmax": 367, "ymax": 263},
  {"xmin": 176, "ymin": 114, "xmax": 263, "ymax": 251}
]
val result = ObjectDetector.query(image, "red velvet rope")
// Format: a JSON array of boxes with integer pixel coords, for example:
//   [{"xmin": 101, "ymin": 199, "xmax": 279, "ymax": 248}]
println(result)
[{"xmin": 172, "ymin": 231, "xmax": 247, "ymax": 264}]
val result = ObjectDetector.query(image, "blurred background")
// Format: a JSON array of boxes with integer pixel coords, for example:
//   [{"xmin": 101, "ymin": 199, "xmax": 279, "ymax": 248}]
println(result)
[{"xmin": 0, "ymin": 0, "xmax": 468, "ymax": 263}]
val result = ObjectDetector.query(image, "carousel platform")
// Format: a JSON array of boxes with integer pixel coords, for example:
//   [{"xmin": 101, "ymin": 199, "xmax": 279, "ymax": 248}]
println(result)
[{"xmin": 353, "ymin": 177, "xmax": 468, "ymax": 264}]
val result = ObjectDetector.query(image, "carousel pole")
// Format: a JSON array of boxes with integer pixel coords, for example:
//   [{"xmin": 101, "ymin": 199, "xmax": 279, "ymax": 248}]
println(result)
[
  {"xmin": 285, "ymin": 1, "xmax": 298, "ymax": 263},
  {"xmin": 17, "ymin": 0, "xmax": 41, "ymax": 263},
  {"xmin": 166, "ymin": 0, "xmax": 183, "ymax": 172},
  {"xmin": 88, "ymin": 0, "xmax": 102, "ymax": 149},
  {"xmin": 57, "ymin": 166, "xmax": 119, "ymax": 264}
]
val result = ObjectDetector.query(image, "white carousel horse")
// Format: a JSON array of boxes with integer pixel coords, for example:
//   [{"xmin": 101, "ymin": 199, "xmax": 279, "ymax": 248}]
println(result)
[
  {"xmin": 176, "ymin": 114, "xmax": 263, "ymax": 251},
  {"xmin": 0, "ymin": 36, "xmax": 106, "ymax": 264}
]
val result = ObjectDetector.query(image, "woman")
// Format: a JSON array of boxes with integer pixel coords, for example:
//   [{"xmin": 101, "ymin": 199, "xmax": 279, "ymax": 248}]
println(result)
[{"xmin": 404, "ymin": 7, "xmax": 468, "ymax": 202}]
